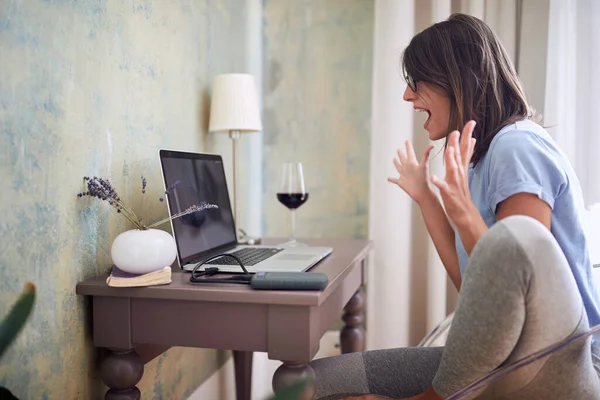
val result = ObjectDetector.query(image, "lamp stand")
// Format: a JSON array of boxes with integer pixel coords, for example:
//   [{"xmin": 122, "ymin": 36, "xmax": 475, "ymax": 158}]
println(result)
[
  {"xmin": 229, "ymin": 131, "xmax": 261, "ymax": 245},
  {"xmin": 229, "ymin": 130, "xmax": 241, "ymax": 233},
  {"xmin": 228, "ymin": 130, "xmax": 261, "ymax": 245}
]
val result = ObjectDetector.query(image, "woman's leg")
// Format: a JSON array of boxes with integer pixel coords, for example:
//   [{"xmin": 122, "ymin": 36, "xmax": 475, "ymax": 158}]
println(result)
[
  {"xmin": 312, "ymin": 215, "xmax": 599, "ymax": 399},
  {"xmin": 311, "ymin": 346, "xmax": 443, "ymax": 400},
  {"xmin": 433, "ymin": 215, "xmax": 600, "ymax": 399}
]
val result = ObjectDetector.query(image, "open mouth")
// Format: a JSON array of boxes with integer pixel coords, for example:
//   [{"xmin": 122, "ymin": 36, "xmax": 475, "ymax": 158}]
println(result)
[{"xmin": 415, "ymin": 108, "xmax": 432, "ymax": 128}]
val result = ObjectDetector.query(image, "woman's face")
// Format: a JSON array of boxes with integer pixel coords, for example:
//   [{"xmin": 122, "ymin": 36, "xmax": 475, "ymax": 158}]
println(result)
[{"xmin": 403, "ymin": 82, "xmax": 451, "ymax": 141}]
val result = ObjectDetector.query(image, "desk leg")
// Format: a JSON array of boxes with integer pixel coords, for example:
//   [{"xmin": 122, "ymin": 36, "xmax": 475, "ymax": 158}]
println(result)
[
  {"xmin": 272, "ymin": 362, "xmax": 315, "ymax": 399},
  {"xmin": 340, "ymin": 289, "xmax": 365, "ymax": 353},
  {"xmin": 100, "ymin": 348, "xmax": 144, "ymax": 400},
  {"xmin": 233, "ymin": 350, "xmax": 253, "ymax": 400}
]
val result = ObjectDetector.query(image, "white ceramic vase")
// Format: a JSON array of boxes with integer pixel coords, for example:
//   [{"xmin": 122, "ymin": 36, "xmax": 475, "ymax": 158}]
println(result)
[{"xmin": 110, "ymin": 229, "xmax": 177, "ymax": 274}]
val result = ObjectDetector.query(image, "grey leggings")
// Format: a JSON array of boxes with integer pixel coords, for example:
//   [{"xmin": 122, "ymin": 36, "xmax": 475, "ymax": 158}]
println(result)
[{"xmin": 311, "ymin": 216, "xmax": 600, "ymax": 399}]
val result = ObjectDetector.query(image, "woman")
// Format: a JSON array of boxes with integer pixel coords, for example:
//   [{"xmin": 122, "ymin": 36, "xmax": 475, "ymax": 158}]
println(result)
[{"xmin": 310, "ymin": 13, "xmax": 600, "ymax": 400}]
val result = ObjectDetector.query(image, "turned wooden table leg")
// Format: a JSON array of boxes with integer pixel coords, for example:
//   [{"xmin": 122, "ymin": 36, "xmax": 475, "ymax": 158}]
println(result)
[
  {"xmin": 341, "ymin": 289, "xmax": 365, "ymax": 354},
  {"xmin": 272, "ymin": 362, "xmax": 315, "ymax": 400},
  {"xmin": 233, "ymin": 350, "xmax": 253, "ymax": 400},
  {"xmin": 100, "ymin": 348, "xmax": 144, "ymax": 400}
]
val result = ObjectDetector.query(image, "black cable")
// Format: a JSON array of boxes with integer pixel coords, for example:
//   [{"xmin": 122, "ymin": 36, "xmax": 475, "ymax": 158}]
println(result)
[
  {"xmin": 192, "ymin": 253, "xmax": 248, "ymax": 275},
  {"xmin": 189, "ymin": 253, "xmax": 253, "ymax": 284}
]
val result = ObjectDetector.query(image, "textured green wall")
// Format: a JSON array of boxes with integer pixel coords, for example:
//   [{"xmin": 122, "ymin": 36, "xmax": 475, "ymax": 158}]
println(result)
[
  {"xmin": 0, "ymin": 0, "xmax": 246, "ymax": 398},
  {"xmin": 0, "ymin": 0, "xmax": 374, "ymax": 397},
  {"xmin": 262, "ymin": 0, "xmax": 374, "ymax": 240}
]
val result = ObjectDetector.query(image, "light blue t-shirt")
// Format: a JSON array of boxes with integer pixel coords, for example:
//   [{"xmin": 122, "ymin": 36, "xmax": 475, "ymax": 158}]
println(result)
[{"xmin": 456, "ymin": 119, "xmax": 600, "ymax": 328}]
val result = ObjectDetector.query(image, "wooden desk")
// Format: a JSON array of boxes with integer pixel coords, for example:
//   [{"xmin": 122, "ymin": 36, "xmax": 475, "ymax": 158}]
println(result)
[{"xmin": 76, "ymin": 238, "xmax": 372, "ymax": 400}]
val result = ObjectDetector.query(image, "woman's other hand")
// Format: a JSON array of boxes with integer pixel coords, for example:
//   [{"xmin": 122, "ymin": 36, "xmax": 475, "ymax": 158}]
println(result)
[
  {"xmin": 388, "ymin": 140, "xmax": 435, "ymax": 204},
  {"xmin": 430, "ymin": 120, "xmax": 477, "ymax": 226}
]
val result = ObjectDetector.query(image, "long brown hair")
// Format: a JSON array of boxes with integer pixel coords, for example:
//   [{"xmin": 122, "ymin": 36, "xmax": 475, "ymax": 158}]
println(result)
[{"xmin": 402, "ymin": 13, "xmax": 534, "ymax": 166}]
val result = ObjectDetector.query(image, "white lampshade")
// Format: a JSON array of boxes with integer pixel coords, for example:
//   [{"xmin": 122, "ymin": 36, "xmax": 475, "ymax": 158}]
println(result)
[{"xmin": 208, "ymin": 73, "xmax": 262, "ymax": 133}]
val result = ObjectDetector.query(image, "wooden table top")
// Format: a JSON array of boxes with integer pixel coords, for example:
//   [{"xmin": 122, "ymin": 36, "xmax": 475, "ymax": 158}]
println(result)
[{"xmin": 76, "ymin": 237, "xmax": 372, "ymax": 307}]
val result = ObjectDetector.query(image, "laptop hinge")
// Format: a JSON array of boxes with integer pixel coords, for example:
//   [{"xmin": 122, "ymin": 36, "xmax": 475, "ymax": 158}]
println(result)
[{"xmin": 186, "ymin": 243, "xmax": 237, "ymax": 267}]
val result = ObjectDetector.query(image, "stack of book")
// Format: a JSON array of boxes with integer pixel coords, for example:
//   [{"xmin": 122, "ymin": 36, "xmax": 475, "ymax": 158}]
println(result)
[{"xmin": 106, "ymin": 266, "xmax": 172, "ymax": 288}]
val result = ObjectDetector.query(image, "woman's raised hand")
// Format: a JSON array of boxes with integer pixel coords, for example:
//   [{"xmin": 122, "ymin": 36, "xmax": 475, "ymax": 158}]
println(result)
[
  {"xmin": 388, "ymin": 140, "xmax": 435, "ymax": 204},
  {"xmin": 429, "ymin": 120, "xmax": 477, "ymax": 226}
]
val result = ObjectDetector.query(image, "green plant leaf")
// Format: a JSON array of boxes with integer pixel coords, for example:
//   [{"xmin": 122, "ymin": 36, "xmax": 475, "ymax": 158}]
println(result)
[
  {"xmin": 0, "ymin": 386, "xmax": 19, "ymax": 399},
  {"xmin": 267, "ymin": 378, "xmax": 310, "ymax": 400},
  {"xmin": 0, "ymin": 282, "xmax": 36, "ymax": 359}
]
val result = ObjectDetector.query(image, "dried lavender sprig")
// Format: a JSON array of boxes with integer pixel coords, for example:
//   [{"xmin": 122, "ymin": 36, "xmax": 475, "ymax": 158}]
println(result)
[
  {"xmin": 110, "ymin": 194, "xmax": 145, "ymax": 227},
  {"xmin": 86, "ymin": 176, "xmax": 121, "ymax": 203},
  {"xmin": 166, "ymin": 180, "xmax": 180, "ymax": 194},
  {"xmin": 78, "ymin": 191, "xmax": 144, "ymax": 229},
  {"xmin": 110, "ymin": 196, "xmax": 143, "ymax": 225},
  {"xmin": 140, "ymin": 175, "xmax": 147, "ymax": 217},
  {"xmin": 97, "ymin": 178, "xmax": 146, "ymax": 228},
  {"xmin": 105, "ymin": 195, "xmax": 145, "ymax": 229},
  {"xmin": 168, "ymin": 203, "xmax": 219, "ymax": 219},
  {"xmin": 78, "ymin": 177, "xmax": 146, "ymax": 229},
  {"xmin": 85, "ymin": 193, "xmax": 146, "ymax": 229},
  {"xmin": 159, "ymin": 180, "xmax": 181, "ymax": 202},
  {"xmin": 81, "ymin": 177, "xmax": 121, "ymax": 206},
  {"xmin": 115, "ymin": 207, "xmax": 146, "ymax": 229},
  {"xmin": 146, "ymin": 203, "xmax": 219, "ymax": 229}
]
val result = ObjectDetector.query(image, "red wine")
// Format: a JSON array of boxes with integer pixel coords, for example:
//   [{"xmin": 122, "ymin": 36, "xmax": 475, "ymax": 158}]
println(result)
[{"xmin": 277, "ymin": 193, "xmax": 309, "ymax": 209}]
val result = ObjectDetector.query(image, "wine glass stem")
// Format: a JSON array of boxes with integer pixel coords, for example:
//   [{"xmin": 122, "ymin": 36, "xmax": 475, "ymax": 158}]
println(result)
[{"xmin": 291, "ymin": 209, "xmax": 296, "ymax": 242}]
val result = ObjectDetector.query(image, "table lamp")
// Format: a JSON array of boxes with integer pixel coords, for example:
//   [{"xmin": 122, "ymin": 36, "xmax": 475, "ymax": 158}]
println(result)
[{"xmin": 208, "ymin": 73, "xmax": 262, "ymax": 239}]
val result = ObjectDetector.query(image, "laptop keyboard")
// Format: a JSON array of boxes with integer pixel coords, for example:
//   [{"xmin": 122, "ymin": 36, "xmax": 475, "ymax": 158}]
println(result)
[{"xmin": 206, "ymin": 247, "xmax": 284, "ymax": 267}]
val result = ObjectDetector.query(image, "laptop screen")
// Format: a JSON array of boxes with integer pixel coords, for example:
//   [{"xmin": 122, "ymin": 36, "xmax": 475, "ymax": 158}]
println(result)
[{"xmin": 159, "ymin": 150, "xmax": 237, "ymax": 265}]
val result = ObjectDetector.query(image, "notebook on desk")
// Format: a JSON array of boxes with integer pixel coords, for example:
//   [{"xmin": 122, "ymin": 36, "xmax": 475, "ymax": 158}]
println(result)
[{"xmin": 158, "ymin": 149, "xmax": 332, "ymax": 273}]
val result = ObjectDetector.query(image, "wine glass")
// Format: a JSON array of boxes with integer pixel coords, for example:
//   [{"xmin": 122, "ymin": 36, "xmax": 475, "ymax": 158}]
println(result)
[{"xmin": 277, "ymin": 162, "xmax": 309, "ymax": 246}]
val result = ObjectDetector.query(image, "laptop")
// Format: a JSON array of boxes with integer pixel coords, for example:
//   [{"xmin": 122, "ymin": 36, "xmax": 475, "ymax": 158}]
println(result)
[{"xmin": 158, "ymin": 149, "xmax": 333, "ymax": 273}]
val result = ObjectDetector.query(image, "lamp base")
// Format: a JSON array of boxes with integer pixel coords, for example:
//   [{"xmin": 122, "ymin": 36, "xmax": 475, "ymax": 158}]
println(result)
[
  {"xmin": 237, "ymin": 228, "xmax": 262, "ymax": 245},
  {"xmin": 238, "ymin": 236, "xmax": 262, "ymax": 246}
]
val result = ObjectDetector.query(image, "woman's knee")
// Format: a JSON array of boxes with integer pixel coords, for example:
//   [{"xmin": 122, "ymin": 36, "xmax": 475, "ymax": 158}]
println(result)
[{"xmin": 466, "ymin": 215, "xmax": 570, "ymax": 284}]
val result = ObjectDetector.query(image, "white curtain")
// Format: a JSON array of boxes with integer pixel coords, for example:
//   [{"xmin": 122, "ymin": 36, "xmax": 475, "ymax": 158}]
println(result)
[
  {"xmin": 542, "ymin": 0, "xmax": 600, "ymax": 290},
  {"xmin": 543, "ymin": 0, "xmax": 600, "ymax": 208},
  {"xmin": 367, "ymin": 0, "xmax": 416, "ymax": 350}
]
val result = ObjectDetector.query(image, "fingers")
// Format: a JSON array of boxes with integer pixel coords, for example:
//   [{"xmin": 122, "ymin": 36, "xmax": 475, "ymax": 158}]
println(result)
[
  {"xmin": 459, "ymin": 120, "xmax": 476, "ymax": 150},
  {"xmin": 393, "ymin": 157, "xmax": 402, "ymax": 173},
  {"xmin": 405, "ymin": 140, "xmax": 418, "ymax": 163},
  {"xmin": 466, "ymin": 137, "xmax": 476, "ymax": 164},
  {"xmin": 394, "ymin": 140, "xmax": 420, "ymax": 170},
  {"xmin": 444, "ymin": 144, "xmax": 460, "ymax": 183},
  {"xmin": 396, "ymin": 147, "xmax": 407, "ymax": 167},
  {"xmin": 449, "ymin": 131, "xmax": 463, "ymax": 174},
  {"xmin": 460, "ymin": 120, "xmax": 476, "ymax": 168},
  {"xmin": 430, "ymin": 175, "xmax": 450, "ymax": 195},
  {"xmin": 420, "ymin": 144, "xmax": 435, "ymax": 166}
]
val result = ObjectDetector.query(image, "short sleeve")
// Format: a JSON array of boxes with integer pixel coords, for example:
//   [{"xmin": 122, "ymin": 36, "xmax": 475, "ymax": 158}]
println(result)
[{"xmin": 486, "ymin": 129, "xmax": 568, "ymax": 213}]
